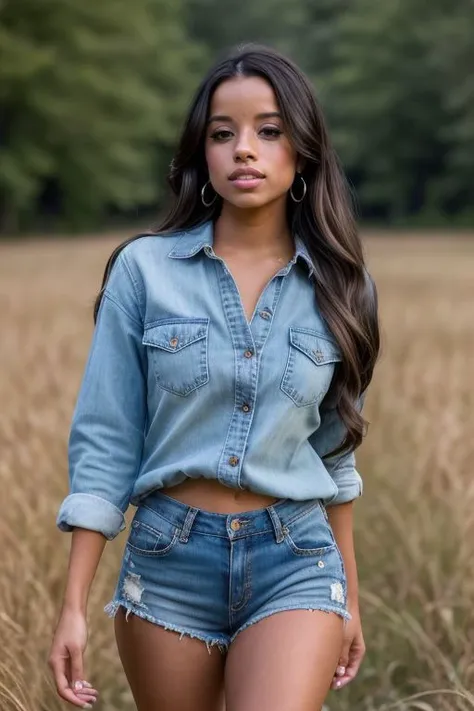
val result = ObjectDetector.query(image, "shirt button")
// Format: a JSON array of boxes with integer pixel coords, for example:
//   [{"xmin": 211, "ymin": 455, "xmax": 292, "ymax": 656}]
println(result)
[
  {"xmin": 230, "ymin": 519, "xmax": 241, "ymax": 531},
  {"xmin": 244, "ymin": 349, "xmax": 254, "ymax": 358},
  {"xmin": 169, "ymin": 337, "xmax": 179, "ymax": 348},
  {"xmin": 260, "ymin": 310, "xmax": 271, "ymax": 320},
  {"xmin": 242, "ymin": 404, "xmax": 251, "ymax": 413},
  {"xmin": 228, "ymin": 456, "xmax": 239, "ymax": 467}
]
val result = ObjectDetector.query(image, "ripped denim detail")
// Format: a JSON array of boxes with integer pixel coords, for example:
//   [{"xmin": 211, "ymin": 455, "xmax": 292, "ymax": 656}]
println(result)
[{"xmin": 104, "ymin": 599, "xmax": 229, "ymax": 655}]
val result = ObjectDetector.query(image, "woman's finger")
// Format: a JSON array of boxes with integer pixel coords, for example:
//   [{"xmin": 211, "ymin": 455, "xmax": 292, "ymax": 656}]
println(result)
[
  {"xmin": 75, "ymin": 688, "xmax": 99, "ymax": 704},
  {"xmin": 332, "ymin": 642, "xmax": 365, "ymax": 689},
  {"xmin": 74, "ymin": 679, "xmax": 99, "ymax": 706},
  {"xmin": 330, "ymin": 639, "xmax": 350, "ymax": 690},
  {"xmin": 49, "ymin": 655, "xmax": 91, "ymax": 708},
  {"xmin": 75, "ymin": 696, "xmax": 97, "ymax": 706},
  {"xmin": 76, "ymin": 687, "xmax": 98, "ymax": 697},
  {"xmin": 69, "ymin": 648, "xmax": 85, "ymax": 692},
  {"xmin": 347, "ymin": 644, "xmax": 365, "ymax": 679},
  {"xmin": 74, "ymin": 690, "xmax": 98, "ymax": 701}
]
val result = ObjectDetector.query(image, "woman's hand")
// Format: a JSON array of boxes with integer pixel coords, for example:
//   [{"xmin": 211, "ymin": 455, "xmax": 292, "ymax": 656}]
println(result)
[
  {"xmin": 331, "ymin": 608, "xmax": 366, "ymax": 690},
  {"xmin": 48, "ymin": 607, "xmax": 99, "ymax": 708}
]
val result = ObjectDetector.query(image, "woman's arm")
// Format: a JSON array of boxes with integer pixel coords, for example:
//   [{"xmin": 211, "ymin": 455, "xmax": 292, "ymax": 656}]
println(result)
[
  {"xmin": 49, "ymin": 529, "xmax": 106, "ymax": 708},
  {"xmin": 308, "ymin": 395, "xmax": 368, "ymax": 689},
  {"xmin": 63, "ymin": 528, "xmax": 107, "ymax": 614},
  {"xmin": 51, "ymin": 247, "xmax": 148, "ymax": 707},
  {"xmin": 327, "ymin": 501, "xmax": 358, "ymax": 610},
  {"xmin": 327, "ymin": 501, "xmax": 365, "ymax": 690},
  {"xmin": 56, "ymin": 249, "xmax": 147, "ymax": 540}
]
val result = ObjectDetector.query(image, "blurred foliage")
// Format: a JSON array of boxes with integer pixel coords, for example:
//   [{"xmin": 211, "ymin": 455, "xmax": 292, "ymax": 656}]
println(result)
[
  {"xmin": 0, "ymin": 0, "xmax": 473, "ymax": 232},
  {"xmin": 0, "ymin": 0, "xmax": 206, "ymax": 231},
  {"xmin": 321, "ymin": 0, "xmax": 474, "ymax": 222}
]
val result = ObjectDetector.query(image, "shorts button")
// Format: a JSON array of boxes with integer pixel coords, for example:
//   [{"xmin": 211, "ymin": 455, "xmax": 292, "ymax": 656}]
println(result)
[
  {"xmin": 244, "ymin": 349, "xmax": 254, "ymax": 358},
  {"xmin": 317, "ymin": 560, "xmax": 325, "ymax": 568},
  {"xmin": 242, "ymin": 403, "xmax": 251, "ymax": 413},
  {"xmin": 228, "ymin": 456, "xmax": 239, "ymax": 467},
  {"xmin": 230, "ymin": 520, "xmax": 241, "ymax": 531},
  {"xmin": 169, "ymin": 337, "xmax": 179, "ymax": 348}
]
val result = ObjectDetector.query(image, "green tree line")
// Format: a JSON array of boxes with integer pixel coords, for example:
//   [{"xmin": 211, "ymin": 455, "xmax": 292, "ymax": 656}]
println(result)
[{"xmin": 1, "ymin": 0, "xmax": 473, "ymax": 233}]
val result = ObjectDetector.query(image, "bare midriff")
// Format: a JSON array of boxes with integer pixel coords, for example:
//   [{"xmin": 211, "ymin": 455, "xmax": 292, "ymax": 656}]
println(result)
[{"xmin": 160, "ymin": 478, "xmax": 279, "ymax": 514}]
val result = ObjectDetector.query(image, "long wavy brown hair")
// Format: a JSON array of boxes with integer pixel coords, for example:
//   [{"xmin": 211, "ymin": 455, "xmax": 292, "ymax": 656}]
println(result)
[{"xmin": 94, "ymin": 43, "xmax": 380, "ymax": 458}]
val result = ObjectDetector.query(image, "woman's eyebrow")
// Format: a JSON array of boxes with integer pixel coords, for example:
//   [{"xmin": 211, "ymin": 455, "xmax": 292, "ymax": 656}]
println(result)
[
  {"xmin": 207, "ymin": 111, "xmax": 282, "ymax": 124},
  {"xmin": 207, "ymin": 115, "xmax": 233, "ymax": 124}
]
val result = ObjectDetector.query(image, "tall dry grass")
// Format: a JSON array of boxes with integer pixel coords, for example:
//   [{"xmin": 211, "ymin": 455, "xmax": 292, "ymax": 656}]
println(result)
[{"xmin": 0, "ymin": 231, "xmax": 473, "ymax": 710}]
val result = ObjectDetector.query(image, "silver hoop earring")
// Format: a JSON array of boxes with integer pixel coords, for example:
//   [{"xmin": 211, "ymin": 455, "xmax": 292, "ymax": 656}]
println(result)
[
  {"xmin": 290, "ymin": 173, "xmax": 307, "ymax": 203},
  {"xmin": 201, "ymin": 181, "xmax": 217, "ymax": 207}
]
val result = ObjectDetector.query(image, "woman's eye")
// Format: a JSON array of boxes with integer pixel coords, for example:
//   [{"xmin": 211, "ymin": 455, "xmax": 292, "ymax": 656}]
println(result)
[
  {"xmin": 260, "ymin": 127, "xmax": 283, "ymax": 138},
  {"xmin": 210, "ymin": 130, "xmax": 233, "ymax": 141}
]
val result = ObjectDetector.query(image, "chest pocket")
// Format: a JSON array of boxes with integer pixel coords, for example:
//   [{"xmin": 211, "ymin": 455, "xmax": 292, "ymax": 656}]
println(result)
[
  {"xmin": 280, "ymin": 327, "xmax": 342, "ymax": 407},
  {"xmin": 142, "ymin": 318, "xmax": 210, "ymax": 396}
]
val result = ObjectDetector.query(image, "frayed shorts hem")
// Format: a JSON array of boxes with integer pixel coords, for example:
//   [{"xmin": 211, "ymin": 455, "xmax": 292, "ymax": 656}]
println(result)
[
  {"xmin": 104, "ymin": 599, "xmax": 350, "ymax": 653},
  {"xmin": 104, "ymin": 600, "xmax": 229, "ymax": 654},
  {"xmin": 230, "ymin": 604, "xmax": 351, "ymax": 644}
]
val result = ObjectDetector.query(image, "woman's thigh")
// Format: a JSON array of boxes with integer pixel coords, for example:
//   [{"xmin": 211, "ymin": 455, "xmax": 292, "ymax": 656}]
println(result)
[
  {"xmin": 115, "ymin": 609, "xmax": 226, "ymax": 711},
  {"xmin": 224, "ymin": 609, "xmax": 344, "ymax": 711}
]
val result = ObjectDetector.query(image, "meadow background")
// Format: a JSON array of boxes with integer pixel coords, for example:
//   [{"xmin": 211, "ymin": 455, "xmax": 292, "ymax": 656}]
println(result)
[
  {"xmin": 1, "ymin": 230, "xmax": 473, "ymax": 711},
  {"xmin": 2, "ymin": 0, "xmax": 474, "ymax": 709}
]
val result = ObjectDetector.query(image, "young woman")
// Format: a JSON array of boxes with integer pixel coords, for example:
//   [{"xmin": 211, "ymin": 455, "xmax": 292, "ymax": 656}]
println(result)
[{"xmin": 49, "ymin": 44, "xmax": 380, "ymax": 711}]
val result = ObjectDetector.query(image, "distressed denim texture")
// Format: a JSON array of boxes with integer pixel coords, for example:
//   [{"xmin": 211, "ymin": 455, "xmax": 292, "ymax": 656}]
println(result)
[
  {"xmin": 57, "ymin": 220, "xmax": 364, "ymax": 540},
  {"xmin": 104, "ymin": 491, "xmax": 351, "ymax": 650}
]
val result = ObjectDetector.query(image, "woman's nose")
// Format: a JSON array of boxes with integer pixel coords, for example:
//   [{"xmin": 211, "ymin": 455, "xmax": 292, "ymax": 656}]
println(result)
[{"xmin": 233, "ymin": 131, "xmax": 257, "ymax": 162}]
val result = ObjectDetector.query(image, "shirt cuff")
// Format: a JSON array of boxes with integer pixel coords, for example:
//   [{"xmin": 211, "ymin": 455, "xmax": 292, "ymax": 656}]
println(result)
[
  {"xmin": 326, "ymin": 470, "xmax": 363, "ymax": 506},
  {"xmin": 56, "ymin": 493, "xmax": 126, "ymax": 540}
]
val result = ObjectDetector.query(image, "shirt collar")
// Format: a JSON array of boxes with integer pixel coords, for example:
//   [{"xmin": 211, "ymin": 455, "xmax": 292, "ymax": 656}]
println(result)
[
  {"xmin": 167, "ymin": 221, "xmax": 214, "ymax": 259},
  {"xmin": 292, "ymin": 233, "xmax": 315, "ymax": 278},
  {"xmin": 168, "ymin": 220, "xmax": 314, "ymax": 278}
]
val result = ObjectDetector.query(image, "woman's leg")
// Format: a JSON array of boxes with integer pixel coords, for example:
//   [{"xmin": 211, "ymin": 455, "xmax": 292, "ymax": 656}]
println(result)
[
  {"xmin": 115, "ymin": 609, "xmax": 226, "ymax": 711},
  {"xmin": 224, "ymin": 609, "xmax": 344, "ymax": 711}
]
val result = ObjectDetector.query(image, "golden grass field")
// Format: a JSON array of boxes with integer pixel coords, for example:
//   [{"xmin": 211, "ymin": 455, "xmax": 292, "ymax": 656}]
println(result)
[{"xmin": 1, "ymin": 231, "xmax": 473, "ymax": 711}]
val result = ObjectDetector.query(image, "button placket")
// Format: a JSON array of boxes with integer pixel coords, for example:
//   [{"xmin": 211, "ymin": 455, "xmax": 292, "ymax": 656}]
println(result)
[
  {"xmin": 215, "ymin": 263, "xmax": 286, "ymax": 489},
  {"xmin": 214, "ymin": 259, "xmax": 259, "ymax": 487}
]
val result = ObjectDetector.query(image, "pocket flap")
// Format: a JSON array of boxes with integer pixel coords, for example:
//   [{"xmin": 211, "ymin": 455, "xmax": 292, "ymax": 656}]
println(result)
[
  {"xmin": 289, "ymin": 327, "xmax": 341, "ymax": 365},
  {"xmin": 143, "ymin": 318, "xmax": 209, "ymax": 353}
]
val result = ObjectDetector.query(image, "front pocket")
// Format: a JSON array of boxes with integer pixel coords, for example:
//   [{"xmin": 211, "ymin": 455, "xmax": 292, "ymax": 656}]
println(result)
[
  {"xmin": 280, "ymin": 327, "xmax": 342, "ymax": 407},
  {"xmin": 143, "ymin": 318, "xmax": 209, "ymax": 396},
  {"xmin": 127, "ymin": 517, "xmax": 179, "ymax": 557},
  {"xmin": 283, "ymin": 504, "xmax": 336, "ymax": 557}
]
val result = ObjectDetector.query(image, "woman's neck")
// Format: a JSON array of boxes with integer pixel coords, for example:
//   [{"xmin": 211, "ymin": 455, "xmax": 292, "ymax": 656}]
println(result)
[{"xmin": 213, "ymin": 202, "xmax": 294, "ymax": 260}]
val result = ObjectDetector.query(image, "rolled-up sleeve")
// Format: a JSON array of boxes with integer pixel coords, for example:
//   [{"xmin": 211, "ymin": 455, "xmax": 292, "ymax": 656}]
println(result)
[
  {"xmin": 56, "ymin": 251, "xmax": 147, "ymax": 539},
  {"xmin": 309, "ymin": 394, "xmax": 366, "ymax": 506}
]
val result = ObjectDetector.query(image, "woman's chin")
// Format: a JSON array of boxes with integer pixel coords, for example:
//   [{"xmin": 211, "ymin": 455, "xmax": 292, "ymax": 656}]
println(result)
[{"xmin": 222, "ymin": 192, "xmax": 275, "ymax": 211}]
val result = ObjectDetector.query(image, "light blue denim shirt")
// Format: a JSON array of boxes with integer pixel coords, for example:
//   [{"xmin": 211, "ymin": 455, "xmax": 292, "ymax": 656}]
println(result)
[{"xmin": 57, "ymin": 220, "xmax": 364, "ymax": 540}]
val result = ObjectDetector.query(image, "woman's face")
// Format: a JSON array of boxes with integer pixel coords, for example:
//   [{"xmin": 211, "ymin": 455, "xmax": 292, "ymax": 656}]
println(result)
[{"xmin": 205, "ymin": 76, "xmax": 299, "ymax": 210}]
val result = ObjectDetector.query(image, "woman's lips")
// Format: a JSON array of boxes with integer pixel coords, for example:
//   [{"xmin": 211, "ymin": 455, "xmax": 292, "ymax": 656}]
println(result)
[
  {"xmin": 229, "ymin": 175, "xmax": 265, "ymax": 190},
  {"xmin": 228, "ymin": 167, "xmax": 265, "ymax": 190}
]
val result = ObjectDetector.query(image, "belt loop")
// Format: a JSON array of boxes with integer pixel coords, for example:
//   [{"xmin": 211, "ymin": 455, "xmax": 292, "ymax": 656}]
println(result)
[
  {"xmin": 179, "ymin": 506, "xmax": 198, "ymax": 543},
  {"xmin": 267, "ymin": 504, "xmax": 286, "ymax": 544}
]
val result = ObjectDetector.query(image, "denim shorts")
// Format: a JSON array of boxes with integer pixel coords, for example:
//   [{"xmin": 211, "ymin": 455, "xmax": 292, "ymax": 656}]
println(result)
[{"xmin": 105, "ymin": 491, "xmax": 350, "ymax": 652}]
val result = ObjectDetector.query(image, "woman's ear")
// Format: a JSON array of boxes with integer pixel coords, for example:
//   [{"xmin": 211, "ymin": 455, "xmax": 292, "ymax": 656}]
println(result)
[{"xmin": 296, "ymin": 156, "xmax": 307, "ymax": 174}]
